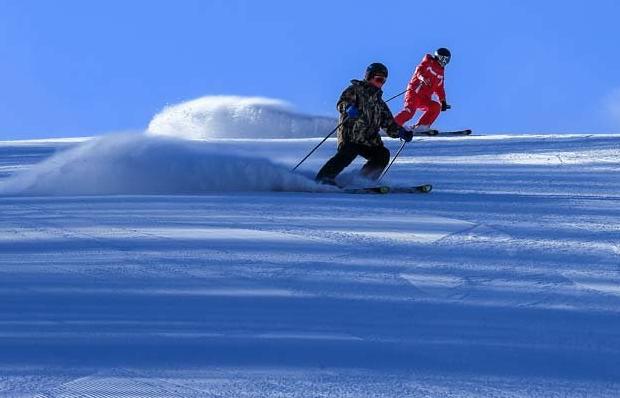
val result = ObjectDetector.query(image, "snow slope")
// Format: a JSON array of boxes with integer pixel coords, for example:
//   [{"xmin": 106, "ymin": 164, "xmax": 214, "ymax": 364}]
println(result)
[{"xmin": 0, "ymin": 133, "xmax": 619, "ymax": 397}]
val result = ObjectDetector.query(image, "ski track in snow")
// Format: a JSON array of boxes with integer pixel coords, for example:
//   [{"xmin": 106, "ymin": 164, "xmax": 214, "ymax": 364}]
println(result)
[{"xmin": 0, "ymin": 134, "xmax": 619, "ymax": 397}]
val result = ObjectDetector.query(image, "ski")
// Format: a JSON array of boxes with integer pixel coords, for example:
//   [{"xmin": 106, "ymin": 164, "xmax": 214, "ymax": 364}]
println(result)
[
  {"xmin": 343, "ymin": 184, "xmax": 432, "ymax": 194},
  {"xmin": 412, "ymin": 129, "xmax": 472, "ymax": 136},
  {"xmin": 389, "ymin": 184, "xmax": 433, "ymax": 193},
  {"xmin": 344, "ymin": 186, "xmax": 391, "ymax": 194},
  {"xmin": 440, "ymin": 129, "xmax": 472, "ymax": 136},
  {"xmin": 412, "ymin": 129, "xmax": 439, "ymax": 136}
]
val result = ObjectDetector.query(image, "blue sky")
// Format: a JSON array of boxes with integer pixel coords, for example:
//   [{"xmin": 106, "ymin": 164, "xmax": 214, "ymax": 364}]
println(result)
[{"xmin": 1, "ymin": 0, "xmax": 620, "ymax": 139}]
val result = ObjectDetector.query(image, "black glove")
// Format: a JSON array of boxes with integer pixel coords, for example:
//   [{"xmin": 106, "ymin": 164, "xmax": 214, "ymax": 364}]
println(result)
[
  {"xmin": 397, "ymin": 127, "xmax": 413, "ymax": 142},
  {"xmin": 441, "ymin": 100, "xmax": 451, "ymax": 112}
]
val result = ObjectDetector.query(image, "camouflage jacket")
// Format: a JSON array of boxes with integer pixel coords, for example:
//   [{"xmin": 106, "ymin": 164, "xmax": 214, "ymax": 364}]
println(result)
[{"xmin": 336, "ymin": 80, "xmax": 400, "ymax": 147}]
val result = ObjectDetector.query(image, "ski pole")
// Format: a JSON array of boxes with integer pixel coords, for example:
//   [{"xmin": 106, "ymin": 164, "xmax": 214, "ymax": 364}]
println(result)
[
  {"xmin": 376, "ymin": 87, "xmax": 412, "ymax": 182},
  {"xmin": 376, "ymin": 140, "xmax": 407, "ymax": 184},
  {"xmin": 384, "ymin": 88, "xmax": 409, "ymax": 103},
  {"xmin": 291, "ymin": 121, "xmax": 344, "ymax": 171}
]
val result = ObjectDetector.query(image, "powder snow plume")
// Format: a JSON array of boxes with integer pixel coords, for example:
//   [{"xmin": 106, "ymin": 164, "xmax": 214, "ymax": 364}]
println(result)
[
  {"xmin": 147, "ymin": 95, "xmax": 337, "ymax": 139},
  {"xmin": 0, "ymin": 134, "xmax": 322, "ymax": 196}
]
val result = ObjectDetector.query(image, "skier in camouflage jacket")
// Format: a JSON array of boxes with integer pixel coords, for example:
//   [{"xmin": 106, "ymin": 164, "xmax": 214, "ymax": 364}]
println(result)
[{"xmin": 315, "ymin": 63, "xmax": 412, "ymax": 185}]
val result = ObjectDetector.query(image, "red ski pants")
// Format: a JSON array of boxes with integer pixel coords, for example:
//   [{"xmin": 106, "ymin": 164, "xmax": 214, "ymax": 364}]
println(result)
[{"xmin": 394, "ymin": 96, "xmax": 441, "ymax": 127}]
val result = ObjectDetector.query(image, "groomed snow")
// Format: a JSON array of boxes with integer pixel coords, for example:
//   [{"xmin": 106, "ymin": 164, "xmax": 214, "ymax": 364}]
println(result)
[{"xmin": 0, "ymin": 132, "xmax": 619, "ymax": 397}]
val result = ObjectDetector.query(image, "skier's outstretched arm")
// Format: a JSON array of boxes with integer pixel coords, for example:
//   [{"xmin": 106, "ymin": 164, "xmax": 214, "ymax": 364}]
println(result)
[{"xmin": 437, "ymin": 79, "xmax": 446, "ymax": 103}]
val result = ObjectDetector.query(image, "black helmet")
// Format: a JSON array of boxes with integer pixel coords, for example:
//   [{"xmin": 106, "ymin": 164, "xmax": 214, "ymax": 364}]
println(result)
[
  {"xmin": 365, "ymin": 62, "xmax": 388, "ymax": 80},
  {"xmin": 434, "ymin": 48, "xmax": 451, "ymax": 67}
]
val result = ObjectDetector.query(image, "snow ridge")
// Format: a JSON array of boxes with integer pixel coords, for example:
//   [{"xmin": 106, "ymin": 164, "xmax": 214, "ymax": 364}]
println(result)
[
  {"xmin": 0, "ymin": 134, "xmax": 320, "ymax": 196},
  {"xmin": 147, "ymin": 95, "xmax": 337, "ymax": 139}
]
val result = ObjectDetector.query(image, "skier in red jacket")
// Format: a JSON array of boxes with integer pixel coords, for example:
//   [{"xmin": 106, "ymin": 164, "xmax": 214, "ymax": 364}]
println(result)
[{"xmin": 394, "ymin": 48, "xmax": 451, "ymax": 134}]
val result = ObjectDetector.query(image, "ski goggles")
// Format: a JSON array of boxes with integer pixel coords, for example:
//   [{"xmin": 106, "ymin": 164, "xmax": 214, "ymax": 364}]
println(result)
[
  {"xmin": 371, "ymin": 75, "xmax": 387, "ymax": 84},
  {"xmin": 437, "ymin": 55, "xmax": 451, "ymax": 66}
]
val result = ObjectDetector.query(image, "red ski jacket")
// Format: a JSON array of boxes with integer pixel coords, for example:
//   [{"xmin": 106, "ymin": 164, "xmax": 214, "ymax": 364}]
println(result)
[{"xmin": 404, "ymin": 54, "xmax": 446, "ymax": 103}]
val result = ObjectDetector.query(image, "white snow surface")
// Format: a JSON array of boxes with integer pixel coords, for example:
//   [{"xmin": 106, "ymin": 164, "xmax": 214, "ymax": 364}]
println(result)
[
  {"xmin": 1, "ymin": 133, "xmax": 620, "ymax": 397},
  {"xmin": 0, "ymin": 134, "xmax": 320, "ymax": 195},
  {"xmin": 147, "ymin": 95, "xmax": 337, "ymax": 139}
]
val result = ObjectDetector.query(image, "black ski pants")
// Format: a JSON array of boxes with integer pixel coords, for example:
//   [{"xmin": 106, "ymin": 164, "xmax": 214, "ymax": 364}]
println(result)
[{"xmin": 315, "ymin": 143, "xmax": 390, "ymax": 181}]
